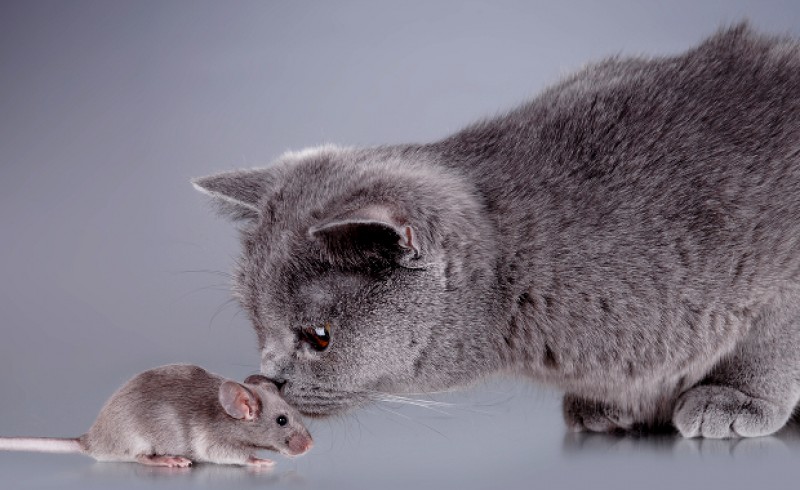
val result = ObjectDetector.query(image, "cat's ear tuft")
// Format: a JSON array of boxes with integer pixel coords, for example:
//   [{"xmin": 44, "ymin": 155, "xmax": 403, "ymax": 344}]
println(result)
[
  {"xmin": 308, "ymin": 204, "xmax": 424, "ymax": 269},
  {"xmin": 192, "ymin": 168, "xmax": 277, "ymax": 221}
]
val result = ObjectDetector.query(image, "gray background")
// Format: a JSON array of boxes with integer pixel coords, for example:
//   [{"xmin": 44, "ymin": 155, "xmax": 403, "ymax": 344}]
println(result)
[{"xmin": 2, "ymin": 1, "xmax": 800, "ymax": 489}]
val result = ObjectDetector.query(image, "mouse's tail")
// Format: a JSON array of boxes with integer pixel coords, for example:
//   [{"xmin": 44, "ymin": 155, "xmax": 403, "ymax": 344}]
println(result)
[{"xmin": 0, "ymin": 437, "xmax": 83, "ymax": 454}]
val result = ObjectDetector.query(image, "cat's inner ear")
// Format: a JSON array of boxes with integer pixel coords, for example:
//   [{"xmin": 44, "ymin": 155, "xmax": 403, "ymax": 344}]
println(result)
[
  {"xmin": 308, "ymin": 204, "xmax": 423, "ymax": 268},
  {"xmin": 191, "ymin": 168, "xmax": 276, "ymax": 221}
]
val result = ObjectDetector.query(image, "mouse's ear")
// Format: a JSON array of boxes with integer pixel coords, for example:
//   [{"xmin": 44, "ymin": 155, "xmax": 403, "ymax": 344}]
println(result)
[{"xmin": 219, "ymin": 381, "xmax": 259, "ymax": 420}]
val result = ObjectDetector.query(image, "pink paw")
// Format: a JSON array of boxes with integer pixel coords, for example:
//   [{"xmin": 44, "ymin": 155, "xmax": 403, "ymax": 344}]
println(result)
[
  {"xmin": 247, "ymin": 456, "xmax": 275, "ymax": 467},
  {"xmin": 163, "ymin": 456, "xmax": 192, "ymax": 468},
  {"xmin": 136, "ymin": 454, "xmax": 193, "ymax": 468}
]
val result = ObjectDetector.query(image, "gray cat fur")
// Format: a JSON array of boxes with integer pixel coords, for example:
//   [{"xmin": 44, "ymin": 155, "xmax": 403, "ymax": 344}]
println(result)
[{"xmin": 193, "ymin": 24, "xmax": 800, "ymax": 438}]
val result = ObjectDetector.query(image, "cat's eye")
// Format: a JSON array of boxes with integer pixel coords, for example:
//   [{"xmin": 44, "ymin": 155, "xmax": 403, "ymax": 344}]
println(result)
[
  {"xmin": 276, "ymin": 415, "xmax": 288, "ymax": 426},
  {"xmin": 300, "ymin": 322, "xmax": 331, "ymax": 351}
]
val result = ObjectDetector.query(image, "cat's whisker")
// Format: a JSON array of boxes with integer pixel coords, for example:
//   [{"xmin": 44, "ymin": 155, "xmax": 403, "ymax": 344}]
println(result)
[
  {"xmin": 171, "ymin": 284, "xmax": 233, "ymax": 302},
  {"xmin": 373, "ymin": 404, "xmax": 449, "ymax": 439},
  {"xmin": 367, "ymin": 391, "xmax": 464, "ymax": 408},
  {"xmin": 172, "ymin": 269, "xmax": 235, "ymax": 279},
  {"xmin": 368, "ymin": 395, "xmax": 453, "ymax": 416},
  {"xmin": 367, "ymin": 391, "xmax": 501, "ymax": 417},
  {"xmin": 389, "ymin": 388, "xmax": 462, "ymax": 396},
  {"xmin": 208, "ymin": 297, "xmax": 238, "ymax": 328},
  {"xmin": 376, "ymin": 394, "xmax": 455, "ymax": 409},
  {"xmin": 390, "ymin": 396, "xmax": 454, "ymax": 408}
]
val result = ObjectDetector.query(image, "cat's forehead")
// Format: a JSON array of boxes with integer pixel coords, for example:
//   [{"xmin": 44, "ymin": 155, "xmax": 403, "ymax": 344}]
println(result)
[
  {"xmin": 240, "ymin": 230, "xmax": 373, "ymax": 309},
  {"xmin": 297, "ymin": 273, "xmax": 371, "ymax": 302},
  {"xmin": 274, "ymin": 145, "xmax": 361, "ymax": 196}
]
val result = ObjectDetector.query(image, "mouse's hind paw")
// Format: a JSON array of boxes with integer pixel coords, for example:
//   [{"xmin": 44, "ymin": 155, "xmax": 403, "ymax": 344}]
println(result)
[{"xmin": 136, "ymin": 454, "xmax": 193, "ymax": 468}]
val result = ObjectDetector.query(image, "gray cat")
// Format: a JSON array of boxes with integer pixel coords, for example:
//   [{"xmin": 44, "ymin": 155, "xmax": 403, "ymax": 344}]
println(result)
[{"xmin": 192, "ymin": 24, "xmax": 800, "ymax": 439}]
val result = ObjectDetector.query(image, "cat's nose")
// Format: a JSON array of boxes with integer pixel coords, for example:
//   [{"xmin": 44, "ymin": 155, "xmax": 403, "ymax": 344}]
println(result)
[
  {"xmin": 269, "ymin": 378, "xmax": 287, "ymax": 391},
  {"xmin": 260, "ymin": 350, "xmax": 294, "ymax": 381}
]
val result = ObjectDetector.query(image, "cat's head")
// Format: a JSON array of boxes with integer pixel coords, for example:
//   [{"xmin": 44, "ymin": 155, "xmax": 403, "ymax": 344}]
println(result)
[{"xmin": 193, "ymin": 145, "xmax": 501, "ymax": 416}]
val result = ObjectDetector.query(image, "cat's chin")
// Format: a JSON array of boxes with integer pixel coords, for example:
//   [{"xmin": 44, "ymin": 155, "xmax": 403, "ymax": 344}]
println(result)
[
  {"xmin": 294, "ymin": 402, "xmax": 360, "ymax": 418},
  {"xmin": 298, "ymin": 408, "xmax": 349, "ymax": 419},
  {"xmin": 281, "ymin": 387, "xmax": 370, "ymax": 417}
]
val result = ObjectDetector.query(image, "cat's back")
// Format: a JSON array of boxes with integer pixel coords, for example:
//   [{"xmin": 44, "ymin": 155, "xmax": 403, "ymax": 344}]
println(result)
[
  {"xmin": 447, "ymin": 23, "xmax": 799, "ymax": 184},
  {"xmin": 438, "ymin": 23, "xmax": 800, "ymax": 305},
  {"xmin": 530, "ymin": 24, "xmax": 800, "ymax": 234}
]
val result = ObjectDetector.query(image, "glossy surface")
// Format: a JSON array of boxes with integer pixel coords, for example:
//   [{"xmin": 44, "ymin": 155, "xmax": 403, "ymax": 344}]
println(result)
[
  {"xmin": 2, "ymin": 383, "xmax": 800, "ymax": 489},
  {"xmin": 2, "ymin": 1, "xmax": 799, "ymax": 488}
]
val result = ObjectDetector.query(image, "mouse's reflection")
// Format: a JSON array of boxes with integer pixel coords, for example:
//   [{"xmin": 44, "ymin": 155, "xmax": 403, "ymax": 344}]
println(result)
[
  {"xmin": 562, "ymin": 419, "xmax": 800, "ymax": 459},
  {"xmin": 81, "ymin": 461, "xmax": 307, "ymax": 487}
]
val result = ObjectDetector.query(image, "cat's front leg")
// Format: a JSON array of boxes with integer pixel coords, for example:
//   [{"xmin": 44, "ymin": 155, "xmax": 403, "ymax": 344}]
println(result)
[
  {"xmin": 672, "ymin": 384, "xmax": 792, "ymax": 438},
  {"xmin": 673, "ymin": 300, "xmax": 800, "ymax": 438},
  {"xmin": 562, "ymin": 394, "xmax": 635, "ymax": 433}
]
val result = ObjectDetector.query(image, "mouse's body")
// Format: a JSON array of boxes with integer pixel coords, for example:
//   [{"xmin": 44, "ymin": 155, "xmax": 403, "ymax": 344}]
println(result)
[{"xmin": 0, "ymin": 364, "xmax": 313, "ymax": 467}]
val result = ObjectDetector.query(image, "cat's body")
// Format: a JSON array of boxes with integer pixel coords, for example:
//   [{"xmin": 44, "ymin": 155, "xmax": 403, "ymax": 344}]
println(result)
[{"xmin": 194, "ymin": 25, "xmax": 800, "ymax": 438}]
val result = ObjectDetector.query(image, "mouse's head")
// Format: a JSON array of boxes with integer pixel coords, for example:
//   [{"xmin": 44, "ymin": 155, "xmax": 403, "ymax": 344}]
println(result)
[{"xmin": 218, "ymin": 375, "xmax": 313, "ymax": 457}]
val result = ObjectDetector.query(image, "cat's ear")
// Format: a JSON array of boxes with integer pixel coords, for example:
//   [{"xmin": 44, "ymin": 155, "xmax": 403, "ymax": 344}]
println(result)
[
  {"xmin": 192, "ymin": 168, "xmax": 276, "ymax": 221},
  {"xmin": 308, "ymin": 204, "xmax": 425, "ymax": 269}
]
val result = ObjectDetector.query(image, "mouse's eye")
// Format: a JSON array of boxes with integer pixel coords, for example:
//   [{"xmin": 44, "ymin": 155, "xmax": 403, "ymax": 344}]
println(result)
[
  {"xmin": 300, "ymin": 322, "xmax": 331, "ymax": 351},
  {"xmin": 276, "ymin": 415, "xmax": 288, "ymax": 426}
]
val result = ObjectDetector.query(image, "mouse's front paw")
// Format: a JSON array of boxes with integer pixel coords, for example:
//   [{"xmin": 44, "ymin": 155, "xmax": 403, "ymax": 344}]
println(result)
[
  {"xmin": 246, "ymin": 456, "xmax": 275, "ymax": 467},
  {"xmin": 562, "ymin": 394, "xmax": 634, "ymax": 433},
  {"xmin": 673, "ymin": 384, "xmax": 788, "ymax": 438}
]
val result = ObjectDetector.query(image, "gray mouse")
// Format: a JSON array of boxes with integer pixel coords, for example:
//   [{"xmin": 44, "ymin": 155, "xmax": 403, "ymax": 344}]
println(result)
[{"xmin": 0, "ymin": 364, "xmax": 313, "ymax": 467}]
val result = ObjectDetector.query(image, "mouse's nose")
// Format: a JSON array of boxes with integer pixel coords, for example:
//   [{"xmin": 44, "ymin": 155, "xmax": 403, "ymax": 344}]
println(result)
[{"xmin": 286, "ymin": 432, "xmax": 313, "ymax": 456}]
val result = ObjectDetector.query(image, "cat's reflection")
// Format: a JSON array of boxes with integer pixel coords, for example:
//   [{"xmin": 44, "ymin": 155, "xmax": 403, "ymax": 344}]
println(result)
[{"xmin": 562, "ymin": 420, "xmax": 800, "ymax": 458}]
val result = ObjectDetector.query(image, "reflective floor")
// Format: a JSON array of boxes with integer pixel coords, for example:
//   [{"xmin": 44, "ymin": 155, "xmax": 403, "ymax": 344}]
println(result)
[
  {"xmin": 3, "ymin": 382, "xmax": 800, "ymax": 490},
  {"xmin": 3, "ymin": 1, "xmax": 800, "ymax": 489}
]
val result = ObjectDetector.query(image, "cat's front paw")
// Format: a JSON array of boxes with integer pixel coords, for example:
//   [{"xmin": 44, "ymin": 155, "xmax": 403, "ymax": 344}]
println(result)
[
  {"xmin": 562, "ymin": 394, "xmax": 634, "ymax": 433},
  {"xmin": 673, "ymin": 385, "xmax": 789, "ymax": 438}
]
